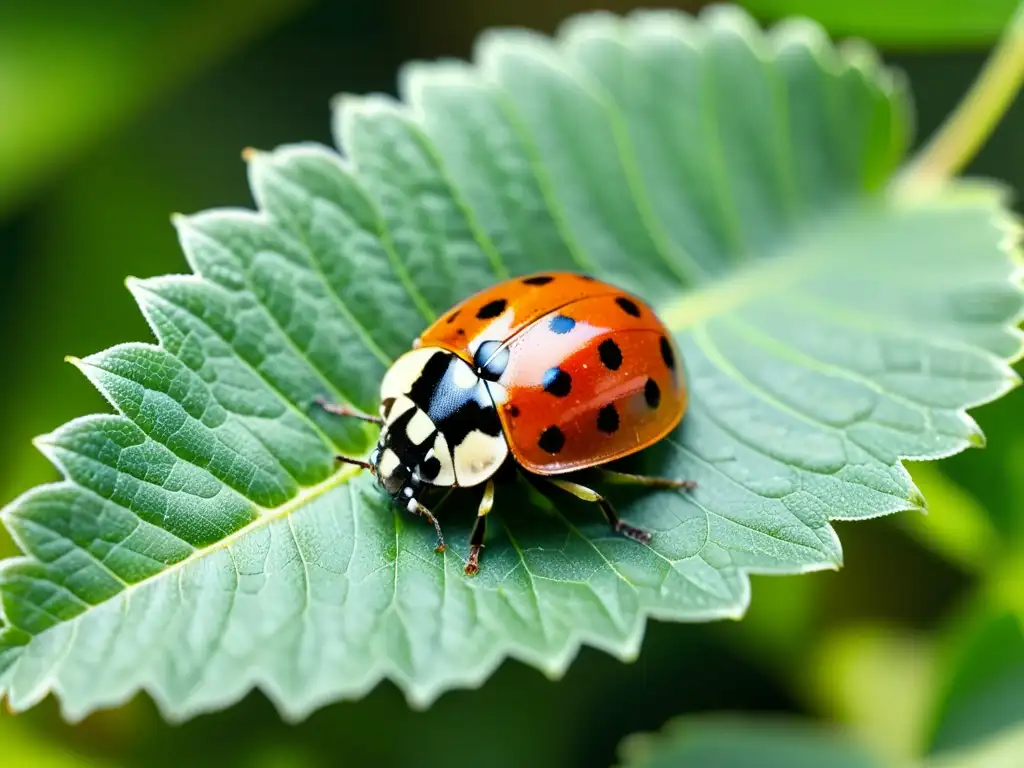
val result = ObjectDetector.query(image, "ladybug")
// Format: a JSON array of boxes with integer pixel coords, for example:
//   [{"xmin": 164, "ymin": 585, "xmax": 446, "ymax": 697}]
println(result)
[{"xmin": 316, "ymin": 271, "xmax": 694, "ymax": 575}]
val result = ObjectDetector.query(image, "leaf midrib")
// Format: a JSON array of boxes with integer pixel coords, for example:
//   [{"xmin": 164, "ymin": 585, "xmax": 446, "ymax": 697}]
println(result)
[
  {"xmin": 0, "ymin": 463, "xmax": 364, "ymax": 659},
  {"xmin": 1, "ymin": 198, "xmax": 861, "ymax": 656},
  {"xmin": 657, "ymin": 239, "xmax": 818, "ymax": 329}
]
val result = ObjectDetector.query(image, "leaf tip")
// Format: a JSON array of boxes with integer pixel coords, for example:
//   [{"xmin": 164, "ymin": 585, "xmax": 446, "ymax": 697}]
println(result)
[
  {"xmin": 329, "ymin": 91, "xmax": 359, "ymax": 116},
  {"xmin": 619, "ymin": 646, "xmax": 642, "ymax": 664},
  {"xmin": 540, "ymin": 661, "xmax": 566, "ymax": 680},
  {"xmin": 824, "ymin": 555, "xmax": 844, "ymax": 572},
  {"xmin": 29, "ymin": 430, "xmax": 65, "ymax": 478},
  {"xmin": 64, "ymin": 354, "xmax": 103, "ymax": 380},
  {"xmin": 908, "ymin": 487, "xmax": 928, "ymax": 513},
  {"xmin": 29, "ymin": 431, "xmax": 54, "ymax": 453},
  {"xmin": 555, "ymin": 8, "xmax": 623, "ymax": 45},
  {"xmin": 329, "ymin": 91, "xmax": 362, "ymax": 150}
]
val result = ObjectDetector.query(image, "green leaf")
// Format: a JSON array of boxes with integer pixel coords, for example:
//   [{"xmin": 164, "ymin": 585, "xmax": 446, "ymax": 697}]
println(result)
[
  {"xmin": 809, "ymin": 624, "xmax": 935, "ymax": 762},
  {"xmin": 740, "ymin": 0, "xmax": 1020, "ymax": 48},
  {"xmin": 618, "ymin": 714, "xmax": 885, "ymax": 768},
  {"xmin": 927, "ymin": 723, "xmax": 1024, "ymax": 768},
  {"xmin": 926, "ymin": 610, "xmax": 1024, "ymax": 754},
  {"xmin": 617, "ymin": 712, "xmax": 1024, "ymax": 768},
  {"xmin": 1, "ymin": 5, "xmax": 1022, "ymax": 722}
]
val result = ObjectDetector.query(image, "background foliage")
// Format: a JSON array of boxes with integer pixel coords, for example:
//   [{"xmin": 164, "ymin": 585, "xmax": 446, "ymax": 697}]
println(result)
[{"xmin": 0, "ymin": 1, "xmax": 1021, "ymax": 767}]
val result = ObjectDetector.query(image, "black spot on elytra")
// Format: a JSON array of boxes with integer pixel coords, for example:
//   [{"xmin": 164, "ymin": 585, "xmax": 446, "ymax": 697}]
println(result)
[
  {"xmin": 549, "ymin": 314, "xmax": 575, "ymax": 334},
  {"xmin": 616, "ymin": 296, "xmax": 641, "ymax": 317},
  {"xmin": 507, "ymin": 405, "xmax": 520, "ymax": 418},
  {"xmin": 476, "ymin": 298, "xmax": 507, "ymax": 319},
  {"xmin": 538, "ymin": 426, "xmax": 565, "ymax": 454},
  {"xmin": 457, "ymin": 328, "xmax": 465, "ymax": 336},
  {"xmin": 446, "ymin": 310, "xmax": 460, "ymax": 324},
  {"xmin": 598, "ymin": 339, "xmax": 622, "ymax": 371},
  {"xmin": 660, "ymin": 336, "xmax": 676, "ymax": 370},
  {"xmin": 579, "ymin": 274, "xmax": 596, "ymax": 281},
  {"xmin": 474, "ymin": 340, "xmax": 509, "ymax": 381},
  {"xmin": 522, "ymin": 275, "xmax": 553, "ymax": 286},
  {"xmin": 645, "ymin": 378, "xmax": 661, "ymax": 409},
  {"xmin": 542, "ymin": 367, "xmax": 572, "ymax": 397},
  {"xmin": 597, "ymin": 404, "xmax": 619, "ymax": 434},
  {"xmin": 419, "ymin": 455, "xmax": 442, "ymax": 481}
]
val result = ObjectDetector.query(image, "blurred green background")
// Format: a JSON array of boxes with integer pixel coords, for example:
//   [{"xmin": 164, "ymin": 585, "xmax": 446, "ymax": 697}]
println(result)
[{"xmin": 1, "ymin": 1, "xmax": 1022, "ymax": 766}]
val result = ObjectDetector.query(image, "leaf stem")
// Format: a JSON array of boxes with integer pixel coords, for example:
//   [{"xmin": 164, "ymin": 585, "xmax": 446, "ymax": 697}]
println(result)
[{"xmin": 895, "ymin": 1, "xmax": 1024, "ymax": 197}]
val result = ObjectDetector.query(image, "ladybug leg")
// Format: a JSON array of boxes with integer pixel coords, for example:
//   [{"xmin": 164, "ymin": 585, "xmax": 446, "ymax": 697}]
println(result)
[
  {"xmin": 544, "ymin": 478, "xmax": 652, "ymax": 545},
  {"xmin": 409, "ymin": 499, "xmax": 447, "ymax": 553},
  {"xmin": 465, "ymin": 479, "xmax": 495, "ymax": 576},
  {"xmin": 599, "ymin": 470, "xmax": 696, "ymax": 491},
  {"xmin": 334, "ymin": 455, "xmax": 373, "ymax": 471},
  {"xmin": 314, "ymin": 396, "xmax": 384, "ymax": 426}
]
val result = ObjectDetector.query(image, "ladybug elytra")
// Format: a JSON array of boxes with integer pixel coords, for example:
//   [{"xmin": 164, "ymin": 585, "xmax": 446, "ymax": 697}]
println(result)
[{"xmin": 317, "ymin": 272, "xmax": 694, "ymax": 575}]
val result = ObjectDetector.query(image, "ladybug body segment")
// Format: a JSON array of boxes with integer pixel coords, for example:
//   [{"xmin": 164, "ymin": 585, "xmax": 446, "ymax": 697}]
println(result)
[
  {"xmin": 370, "ymin": 346, "xmax": 509, "ymax": 498},
  {"xmin": 323, "ymin": 272, "xmax": 692, "ymax": 574}
]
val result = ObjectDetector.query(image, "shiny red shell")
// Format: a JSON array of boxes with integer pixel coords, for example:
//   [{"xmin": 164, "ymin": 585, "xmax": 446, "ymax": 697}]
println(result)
[{"xmin": 414, "ymin": 272, "xmax": 687, "ymax": 475}]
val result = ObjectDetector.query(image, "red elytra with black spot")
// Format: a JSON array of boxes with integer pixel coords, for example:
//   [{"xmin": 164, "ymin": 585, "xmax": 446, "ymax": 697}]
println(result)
[{"xmin": 413, "ymin": 271, "xmax": 687, "ymax": 474}]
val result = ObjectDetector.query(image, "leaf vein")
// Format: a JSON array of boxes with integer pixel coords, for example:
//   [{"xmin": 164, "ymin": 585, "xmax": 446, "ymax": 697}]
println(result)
[
  {"xmin": 724, "ymin": 314, "xmax": 946, "ymax": 435},
  {"xmin": 485, "ymin": 84, "xmax": 596, "ymax": 274},
  {"xmin": 12, "ymin": 518, "xmax": 130, "ymax": 589},
  {"xmin": 185, "ymin": 224, "xmax": 363, "ymax": 410},
  {"xmin": 697, "ymin": 36, "xmax": 748, "ymax": 260},
  {"xmin": 570, "ymin": 32, "xmax": 705, "ymax": 284},
  {"xmin": 692, "ymin": 323, "xmax": 866, "ymax": 434},
  {"xmin": 139, "ymin": 280, "xmax": 357, "ymax": 454},
  {"xmin": 276, "ymin": 218, "xmax": 395, "ymax": 368}
]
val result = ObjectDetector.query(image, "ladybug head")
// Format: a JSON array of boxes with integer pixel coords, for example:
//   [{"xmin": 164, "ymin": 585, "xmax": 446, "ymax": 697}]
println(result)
[{"xmin": 367, "ymin": 444, "xmax": 422, "ymax": 508}]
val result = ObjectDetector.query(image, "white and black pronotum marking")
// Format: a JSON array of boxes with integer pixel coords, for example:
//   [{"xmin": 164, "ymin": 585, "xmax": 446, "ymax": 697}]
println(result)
[{"xmin": 370, "ymin": 347, "xmax": 509, "ymax": 512}]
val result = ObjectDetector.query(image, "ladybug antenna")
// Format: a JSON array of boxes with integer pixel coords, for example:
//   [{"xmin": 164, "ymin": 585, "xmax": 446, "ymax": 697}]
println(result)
[{"xmin": 335, "ymin": 455, "xmax": 373, "ymax": 473}]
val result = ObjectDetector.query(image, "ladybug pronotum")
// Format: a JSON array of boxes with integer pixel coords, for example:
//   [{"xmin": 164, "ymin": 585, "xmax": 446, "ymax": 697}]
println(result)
[{"xmin": 317, "ymin": 272, "xmax": 694, "ymax": 575}]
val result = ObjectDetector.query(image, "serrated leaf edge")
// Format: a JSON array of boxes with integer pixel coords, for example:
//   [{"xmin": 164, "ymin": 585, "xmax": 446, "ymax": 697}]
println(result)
[{"xmin": 0, "ymin": 4, "xmax": 1021, "ymax": 724}]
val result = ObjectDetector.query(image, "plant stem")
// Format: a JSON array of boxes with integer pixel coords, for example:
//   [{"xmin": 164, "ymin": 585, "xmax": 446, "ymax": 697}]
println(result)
[{"xmin": 895, "ymin": 1, "xmax": 1024, "ymax": 197}]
